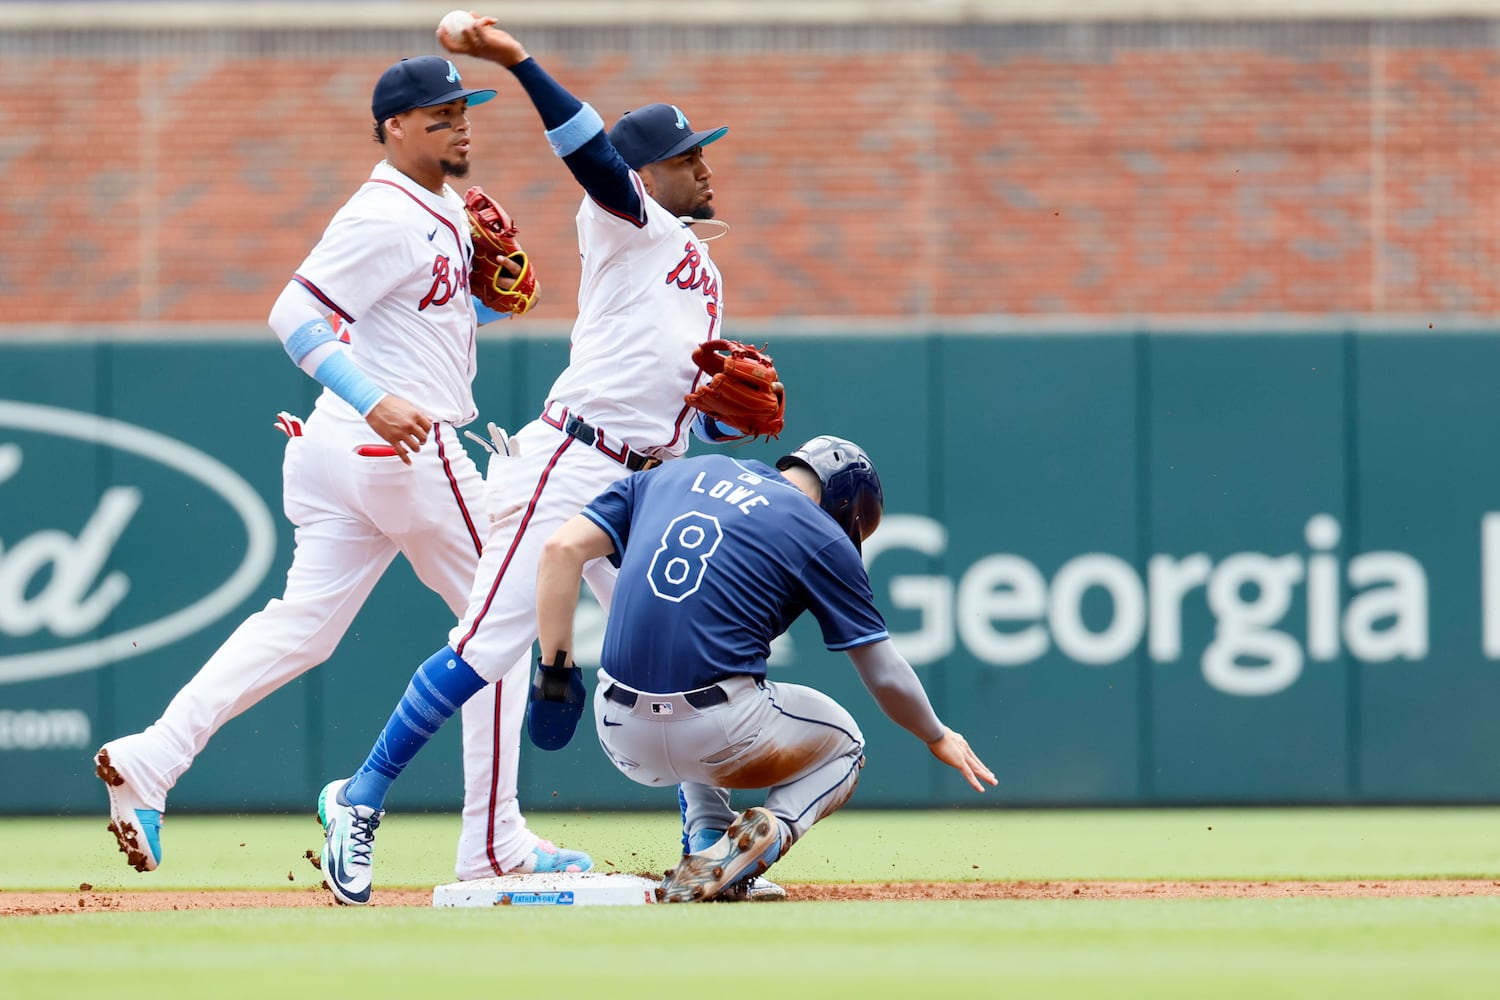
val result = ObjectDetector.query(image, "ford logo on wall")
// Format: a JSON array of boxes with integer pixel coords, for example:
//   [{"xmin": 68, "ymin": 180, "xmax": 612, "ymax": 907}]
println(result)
[{"xmin": 0, "ymin": 401, "xmax": 277, "ymax": 685}]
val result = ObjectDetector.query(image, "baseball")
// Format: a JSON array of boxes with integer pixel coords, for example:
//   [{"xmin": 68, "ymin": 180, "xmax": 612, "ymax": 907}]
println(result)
[{"xmin": 438, "ymin": 9, "xmax": 477, "ymax": 40}]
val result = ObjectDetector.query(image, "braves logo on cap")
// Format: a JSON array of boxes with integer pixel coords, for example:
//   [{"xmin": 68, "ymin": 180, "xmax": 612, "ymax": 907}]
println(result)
[
  {"xmin": 607, "ymin": 103, "xmax": 728, "ymax": 170},
  {"xmin": 371, "ymin": 55, "xmax": 497, "ymax": 122}
]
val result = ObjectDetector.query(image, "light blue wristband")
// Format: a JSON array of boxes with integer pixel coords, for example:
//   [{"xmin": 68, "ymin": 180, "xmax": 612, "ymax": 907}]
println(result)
[
  {"xmin": 546, "ymin": 103, "xmax": 605, "ymax": 158},
  {"xmin": 312, "ymin": 351, "xmax": 384, "ymax": 415},
  {"xmin": 284, "ymin": 318, "xmax": 337, "ymax": 365}
]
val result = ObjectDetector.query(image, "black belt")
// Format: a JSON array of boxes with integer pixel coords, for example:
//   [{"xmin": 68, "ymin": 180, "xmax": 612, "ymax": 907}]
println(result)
[
  {"xmin": 542, "ymin": 405, "xmax": 662, "ymax": 473},
  {"xmin": 604, "ymin": 683, "xmax": 728, "ymax": 709}
]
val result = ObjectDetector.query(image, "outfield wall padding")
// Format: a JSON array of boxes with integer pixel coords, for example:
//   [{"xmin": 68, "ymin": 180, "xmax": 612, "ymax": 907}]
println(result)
[{"xmin": 2, "ymin": 329, "xmax": 1497, "ymax": 813}]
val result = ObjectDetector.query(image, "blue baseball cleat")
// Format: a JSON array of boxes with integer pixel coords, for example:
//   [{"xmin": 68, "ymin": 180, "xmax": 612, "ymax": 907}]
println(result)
[{"xmin": 505, "ymin": 838, "xmax": 593, "ymax": 875}]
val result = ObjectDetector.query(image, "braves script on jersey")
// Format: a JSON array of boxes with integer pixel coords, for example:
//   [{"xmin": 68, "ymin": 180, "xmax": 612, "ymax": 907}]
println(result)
[
  {"xmin": 442, "ymin": 187, "xmax": 727, "ymax": 680},
  {"xmin": 545, "ymin": 173, "xmax": 723, "ymax": 457},
  {"xmin": 294, "ymin": 160, "xmax": 481, "ymax": 426},
  {"xmin": 582, "ymin": 455, "xmax": 888, "ymax": 692}
]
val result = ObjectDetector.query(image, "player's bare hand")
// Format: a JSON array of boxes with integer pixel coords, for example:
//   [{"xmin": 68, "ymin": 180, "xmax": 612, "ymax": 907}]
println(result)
[
  {"xmin": 495, "ymin": 253, "xmax": 526, "ymax": 292},
  {"xmin": 365, "ymin": 396, "xmax": 433, "ymax": 466},
  {"xmin": 437, "ymin": 14, "xmax": 529, "ymax": 68},
  {"xmin": 927, "ymin": 727, "xmax": 998, "ymax": 794}
]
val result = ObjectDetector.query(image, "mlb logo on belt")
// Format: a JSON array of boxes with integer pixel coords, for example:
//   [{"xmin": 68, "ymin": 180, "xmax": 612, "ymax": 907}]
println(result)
[{"xmin": 650, "ymin": 702, "xmax": 674, "ymax": 716}]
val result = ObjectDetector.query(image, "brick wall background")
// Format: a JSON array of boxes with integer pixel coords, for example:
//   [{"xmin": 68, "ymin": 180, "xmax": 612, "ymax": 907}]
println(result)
[{"xmin": 2, "ymin": 20, "xmax": 1497, "ymax": 327}]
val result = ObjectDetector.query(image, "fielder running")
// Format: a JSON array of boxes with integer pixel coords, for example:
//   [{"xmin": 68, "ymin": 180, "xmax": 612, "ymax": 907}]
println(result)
[
  {"xmin": 315, "ymin": 16, "xmax": 757, "ymax": 904},
  {"xmin": 534, "ymin": 436, "xmax": 997, "ymax": 901},
  {"xmin": 93, "ymin": 54, "xmax": 582, "ymax": 882}
]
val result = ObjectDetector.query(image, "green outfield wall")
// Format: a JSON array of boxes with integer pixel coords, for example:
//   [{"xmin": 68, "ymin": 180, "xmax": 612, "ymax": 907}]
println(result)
[{"xmin": 2, "ymin": 329, "xmax": 1498, "ymax": 814}]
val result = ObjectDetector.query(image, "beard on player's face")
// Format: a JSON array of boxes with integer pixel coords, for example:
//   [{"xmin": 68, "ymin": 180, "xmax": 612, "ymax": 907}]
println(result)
[
  {"xmin": 441, "ymin": 159, "xmax": 470, "ymax": 179},
  {"xmin": 651, "ymin": 183, "xmax": 713, "ymax": 221}
]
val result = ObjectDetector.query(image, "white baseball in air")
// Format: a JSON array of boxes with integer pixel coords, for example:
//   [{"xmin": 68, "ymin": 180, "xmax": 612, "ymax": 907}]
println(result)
[{"xmin": 439, "ymin": 10, "xmax": 477, "ymax": 40}]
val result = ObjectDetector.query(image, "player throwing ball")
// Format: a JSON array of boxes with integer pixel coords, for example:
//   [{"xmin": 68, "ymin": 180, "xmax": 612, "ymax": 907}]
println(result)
[
  {"xmin": 315, "ymin": 15, "xmax": 761, "ymax": 905},
  {"xmin": 535, "ymin": 437, "xmax": 997, "ymax": 902}
]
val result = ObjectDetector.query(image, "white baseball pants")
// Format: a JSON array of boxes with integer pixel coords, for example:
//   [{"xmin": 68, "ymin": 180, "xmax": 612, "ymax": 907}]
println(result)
[
  {"xmin": 447, "ymin": 415, "xmax": 634, "ymax": 877},
  {"xmin": 101, "ymin": 407, "xmax": 526, "ymax": 880}
]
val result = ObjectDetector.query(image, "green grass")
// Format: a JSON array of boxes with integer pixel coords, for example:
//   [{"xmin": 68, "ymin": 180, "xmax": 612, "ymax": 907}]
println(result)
[
  {"xmin": 4, "ymin": 808, "xmax": 1500, "ymax": 999},
  {"xmin": 4, "ymin": 896, "xmax": 1500, "ymax": 998},
  {"xmin": 4, "ymin": 807, "xmax": 1498, "ymax": 890}
]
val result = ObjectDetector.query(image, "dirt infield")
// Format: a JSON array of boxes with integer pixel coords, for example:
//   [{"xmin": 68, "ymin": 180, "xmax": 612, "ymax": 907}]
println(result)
[{"xmin": 5, "ymin": 880, "xmax": 1499, "ymax": 916}]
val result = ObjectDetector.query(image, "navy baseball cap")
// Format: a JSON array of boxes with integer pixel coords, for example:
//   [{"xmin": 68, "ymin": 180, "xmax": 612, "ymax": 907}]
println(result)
[
  {"xmin": 608, "ymin": 103, "xmax": 727, "ymax": 170},
  {"xmin": 372, "ymin": 56, "xmax": 497, "ymax": 122}
]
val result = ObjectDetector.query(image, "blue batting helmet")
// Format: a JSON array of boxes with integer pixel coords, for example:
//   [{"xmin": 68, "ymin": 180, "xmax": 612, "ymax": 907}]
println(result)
[{"xmin": 776, "ymin": 435, "xmax": 883, "ymax": 550}]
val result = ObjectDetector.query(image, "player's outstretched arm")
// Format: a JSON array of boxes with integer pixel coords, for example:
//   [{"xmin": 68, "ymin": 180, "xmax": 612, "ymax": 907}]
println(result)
[
  {"xmin": 847, "ymin": 639, "xmax": 997, "ymax": 794},
  {"xmin": 438, "ymin": 14, "xmax": 641, "ymax": 219}
]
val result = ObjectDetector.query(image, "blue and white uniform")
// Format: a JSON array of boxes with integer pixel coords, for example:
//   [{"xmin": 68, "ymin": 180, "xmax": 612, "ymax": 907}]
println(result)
[{"xmin": 581, "ymin": 455, "xmax": 885, "ymax": 848}]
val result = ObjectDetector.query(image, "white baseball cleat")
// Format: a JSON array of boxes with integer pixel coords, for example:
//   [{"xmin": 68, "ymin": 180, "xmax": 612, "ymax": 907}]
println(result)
[
  {"xmin": 318, "ymin": 779, "xmax": 384, "ymax": 906},
  {"xmin": 721, "ymin": 875, "xmax": 789, "ymax": 902},
  {"xmin": 95, "ymin": 746, "xmax": 163, "ymax": 873}
]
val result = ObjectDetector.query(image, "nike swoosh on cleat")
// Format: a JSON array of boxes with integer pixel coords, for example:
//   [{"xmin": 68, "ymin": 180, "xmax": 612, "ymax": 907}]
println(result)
[
  {"xmin": 327, "ymin": 849, "xmax": 369, "ymax": 903},
  {"xmin": 602, "ymin": 717, "xmax": 622, "ymax": 727}
]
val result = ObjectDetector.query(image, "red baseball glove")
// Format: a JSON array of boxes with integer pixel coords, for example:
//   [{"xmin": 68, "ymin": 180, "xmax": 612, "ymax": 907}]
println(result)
[
  {"xmin": 684, "ymin": 340, "xmax": 786, "ymax": 440},
  {"xmin": 465, "ymin": 186, "xmax": 539, "ymax": 316}
]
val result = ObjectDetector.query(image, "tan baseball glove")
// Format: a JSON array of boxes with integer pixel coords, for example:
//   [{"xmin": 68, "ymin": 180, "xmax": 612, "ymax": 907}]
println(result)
[{"xmin": 465, "ymin": 186, "xmax": 539, "ymax": 316}]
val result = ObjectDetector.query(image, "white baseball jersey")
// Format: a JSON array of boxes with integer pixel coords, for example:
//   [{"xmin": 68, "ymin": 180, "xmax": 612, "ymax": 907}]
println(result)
[
  {"xmin": 293, "ymin": 160, "xmax": 480, "ymax": 426},
  {"xmin": 544, "ymin": 173, "xmax": 724, "ymax": 457},
  {"xmin": 442, "ymin": 174, "xmax": 727, "ymax": 877}
]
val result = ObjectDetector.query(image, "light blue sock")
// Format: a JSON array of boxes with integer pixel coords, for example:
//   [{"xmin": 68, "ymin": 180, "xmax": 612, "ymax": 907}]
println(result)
[
  {"xmin": 343, "ymin": 646, "xmax": 486, "ymax": 810},
  {"xmin": 688, "ymin": 828, "xmax": 724, "ymax": 854},
  {"xmin": 679, "ymin": 784, "xmax": 729, "ymax": 854}
]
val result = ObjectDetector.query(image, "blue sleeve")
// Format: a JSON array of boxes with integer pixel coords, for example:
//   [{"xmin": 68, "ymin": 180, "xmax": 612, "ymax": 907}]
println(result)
[
  {"xmin": 509, "ymin": 58, "xmax": 643, "ymax": 222},
  {"xmin": 507, "ymin": 58, "xmax": 581, "ymax": 130},
  {"xmin": 581, "ymin": 473, "xmax": 639, "ymax": 569},
  {"xmin": 473, "ymin": 301, "xmax": 512, "ymax": 326},
  {"xmin": 800, "ymin": 539, "xmax": 890, "ymax": 651}
]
